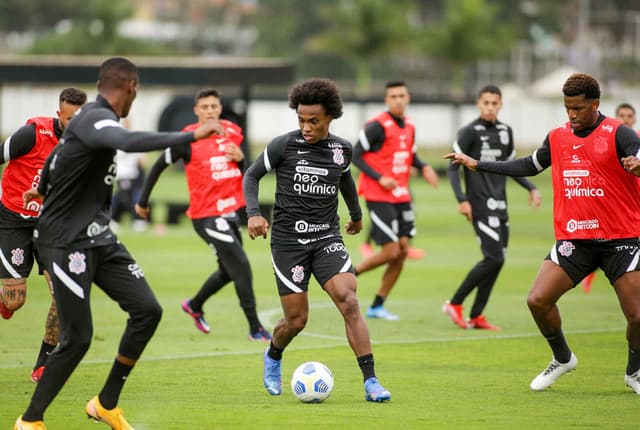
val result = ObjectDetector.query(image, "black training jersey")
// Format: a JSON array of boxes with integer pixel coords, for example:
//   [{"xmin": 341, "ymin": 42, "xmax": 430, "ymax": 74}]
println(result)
[
  {"xmin": 449, "ymin": 117, "xmax": 536, "ymax": 219},
  {"xmin": 243, "ymin": 130, "xmax": 361, "ymax": 249},
  {"xmin": 35, "ymin": 95, "xmax": 195, "ymax": 248}
]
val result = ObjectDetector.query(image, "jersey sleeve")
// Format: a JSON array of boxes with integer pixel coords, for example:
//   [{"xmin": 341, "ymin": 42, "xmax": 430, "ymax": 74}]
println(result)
[
  {"xmin": 0, "ymin": 123, "xmax": 36, "ymax": 163},
  {"xmin": 478, "ymin": 136, "xmax": 551, "ymax": 176}
]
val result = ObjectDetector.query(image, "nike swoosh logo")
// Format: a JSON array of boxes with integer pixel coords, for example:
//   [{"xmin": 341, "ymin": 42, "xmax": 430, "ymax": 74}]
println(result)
[
  {"xmin": 297, "ymin": 150, "xmax": 310, "ymax": 154},
  {"xmin": 573, "ymin": 144, "xmax": 584, "ymax": 150}
]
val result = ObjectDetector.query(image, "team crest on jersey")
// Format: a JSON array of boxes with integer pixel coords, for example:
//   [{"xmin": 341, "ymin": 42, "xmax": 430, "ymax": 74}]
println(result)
[
  {"xmin": 332, "ymin": 148, "xmax": 344, "ymax": 165},
  {"xmin": 291, "ymin": 265, "xmax": 305, "ymax": 283},
  {"xmin": 594, "ymin": 136, "xmax": 609, "ymax": 154},
  {"xmin": 68, "ymin": 252, "xmax": 87, "ymax": 275},
  {"xmin": 558, "ymin": 241, "xmax": 575, "ymax": 257},
  {"xmin": 215, "ymin": 217, "xmax": 230, "ymax": 232},
  {"xmin": 11, "ymin": 248, "xmax": 24, "ymax": 266},
  {"xmin": 499, "ymin": 130, "xmax": 510, "ymax": 145}
]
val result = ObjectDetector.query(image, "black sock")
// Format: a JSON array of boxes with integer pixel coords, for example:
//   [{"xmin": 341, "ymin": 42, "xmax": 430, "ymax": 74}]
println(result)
[
  {"xmin": 627, "ymin": 346, "xmax": 640, "ymax": 375},
  {"xmin": 99, "ymin": 360, "xmax": 134, "ymax": 410},
  {"xmin": 545, "ymin": 332, "xmax": 572, "ymax": 363},
  {"xmin": 34, "ymin": 341, "xmax": 56, "ymax": 369},
  {"xmin": 357, "ymin": 353, "xmax": 375, "ymax": 381},
  {"xmin": 371, "ymin": 295, "xmax": 384, "ymax": 308},
  {"xmin": 267, "ymin": 341, "xmax": 283, "ymax": 361}
]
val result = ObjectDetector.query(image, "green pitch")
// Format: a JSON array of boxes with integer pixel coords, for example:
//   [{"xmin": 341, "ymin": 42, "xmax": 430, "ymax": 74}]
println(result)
[{"xmin": 1, "ymin": 159, "xmax": 637, "ymax": 429}]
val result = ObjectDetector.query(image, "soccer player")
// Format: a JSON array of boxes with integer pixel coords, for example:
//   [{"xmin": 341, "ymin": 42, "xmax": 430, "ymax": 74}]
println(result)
[
  {"xmin": 243, "ymin": 78, "xmax": 391, "ymax": 402},
  {"xmin": 442, "ymin": 84, "xmax": 541, "ymax": 331},
  {"xmin": 15, "ymin": 57, "xmax": 225, "ymax": 430},
  {"xmin": 0, "ymin": 87, "xmax": 86, "ymax": 383},
  {"xmin": 352, "ymin": 80, "xmax": 439, "ymax": 320},
  {"xmin": 615, "ymin": 102, "xmax": 638, "ymax": 131},
  {"xmin": 445, "ymin": 73, "xmax": 640, "ymax": 394},
  {"xmin": 135, "ymin": 88, "xmax": 271, "ymax": 341}
]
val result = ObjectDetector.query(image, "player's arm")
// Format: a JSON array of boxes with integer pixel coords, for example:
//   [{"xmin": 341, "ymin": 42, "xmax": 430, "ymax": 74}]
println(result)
[
  {"xmin": 448, "ymin": 126, "xmax": 474, "ymax": 221},
  {"xmin": 352, "ymin": 122, "xmax": 397, "ymax": 189},
  {"xmin": 339, "ymin": 167, "xmax": 363, "ymax": 235},
  {"xmin": 505, "ymin": 148, "xmax": 541, "ymax": 208},
  {"xmin": 413, "ymin": 152, "xmax": 439, "ymax": 189},
  {"xmin": 0, "ymin": 123, "xmax": 37, "ymax": 164},
  {"xmin": 616, "ymin": 126, "xmax": 640, "ymax": 176},
  {"xmin": 135, "ymin": 145, "xmax": 188, "ymax": 220},
  {"xmin": 243, "ymin": 137, "xmax": 286, "ymax": 239}
]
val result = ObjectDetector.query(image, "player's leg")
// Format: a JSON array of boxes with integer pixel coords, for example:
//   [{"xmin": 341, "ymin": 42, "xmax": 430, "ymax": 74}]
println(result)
[
  {"xmin": 0, "ymin": 226, "xmax": 38, "ymax": 317},
  {"xmin": 20, "ymin": 246, "xmax": 95, "ymax": 423}
]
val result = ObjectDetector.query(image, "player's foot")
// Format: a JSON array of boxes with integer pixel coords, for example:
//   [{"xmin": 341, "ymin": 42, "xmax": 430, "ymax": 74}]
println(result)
[
  {"xmin": 530, "ymin": 353, "xmax": 578, "ymax": 391},
  {"xmin": 181, "ymin": 299, "xmax": 210, "ymax": 334},
  {"xmin": 0, "ymin": 300, "xmax": 14, "ymax": 319},
  {"xmin": 249, "ymin": 327, "xmax": 272, "ymax": 342},
  {"xmin": 360, "ymin": 242, "xmax": 374, "ymax": 259},
  {"xmin": 365, "ymin": 305, "xmax": 399, "ymax": 320},
  {"xmin": 263, "ymin": 349, "xmax": 282, "ymax": 395},
  {"xmin": 581, "ymin": 272, "xmax": 596, "ymax": 294},
  {"xmin": 467, "ymin": 315, "xmax": 500, "ymax": 331},
  {"xmin": 85, "ymin": 396, "xmax": 134, "ymax": 430},
  {"xmin": 31, "ymin": 366, "xmax": 45, "ymax": 383},
  {"xmin": 442, "ymin": 300, "xmax": 467, "ymax": 329},
  {"xmin": 407, "ymin": 246, "xmax": 426, "ymax": 260},
  {"xmin": 14, "ymin": 416, "xmax": 46, "ymax": 430},
  {"xmin": 364, "ymin": 377, "xmax": 391, "ymax": 402},
  {"xmin": 625, "ymin": 370, "xmax": 640, "ymax": 394}
]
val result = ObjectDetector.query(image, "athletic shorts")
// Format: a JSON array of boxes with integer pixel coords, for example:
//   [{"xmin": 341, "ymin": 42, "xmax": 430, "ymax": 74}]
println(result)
[
  {"xmin": 0, "ymin": 204, "xmax": 41, "ymax": 278},
  {"xmin": 546, "ymin": 238, "xmax": 640, "ymax": 285},
  {"xmin": 271, "ymin": 237, "xmax": 355, "ymax": 296},
  {"xmin": 366, "ymin": 201, "xmax": 415, "ymax": 246}
]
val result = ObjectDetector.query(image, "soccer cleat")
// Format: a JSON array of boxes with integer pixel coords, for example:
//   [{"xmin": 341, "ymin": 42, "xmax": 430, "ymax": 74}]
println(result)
[
  {"xmin": 31, "ymin": 366, "xmax": 45, "ymax": 383},
  {"xmin": 14, "ymin": 416, "xmax": 46, "ymax": 430},
  {"xmin": 263, "ymin": 349, "xmax": 282, "ymax": 395},
  {"xmin": 467, "ymin": 315, "xmax": 500, "ymax": 331},
  {"xmin": 624, "ymin": 370, "xmax": 640, "ymax": 394},
  {"xmin": 0, "ymin": 300, "xmax": 14, "ymax": 319},
  {"xmin": 359, "ymin": 242, "xmax": 374, "ymax": 259},
  {"xmin": 407, "ymin": 246, "xmax": 426, "ymax": 260},
  {"xmin": 249, "ymin": 327, "xmax": 272, "ymax": 342},
  {"xmin": 530, "ymin": 353, "xmax": 578, "ymax": 391},
  {"xmin": 85, "ymin": 396, "xmax": 134, "ymax": 430},
  {"xmin": 364, "ymin": 377, "xmax": 391, "ymax": 402},
  {"xmin": 181, "ymin": 299, "xmax": 210, "ymax": 334},
  {"xmin": 442, "ymin": 301, "xmax": 467, "ymax": 329},
  {"xmin": 365, "ymin": 305, "xmax": 400, "ymax": 320}
]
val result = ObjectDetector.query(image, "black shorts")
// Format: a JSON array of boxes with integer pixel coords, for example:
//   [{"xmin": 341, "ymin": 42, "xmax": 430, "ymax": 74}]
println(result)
[
  {"xmin": 0, "ymin": 204, "xmax": 41, "ymax": 278},
  {"xmin": 366, "ymin": 201, "xmax": 415, "ymax": 246},
  {"xmin": 271, "ymin": 237, "xmax": 355, "ymax": 296},
  {"xmin": 546, "ymin": 238, "xmax": 640, "ymax": 285}
]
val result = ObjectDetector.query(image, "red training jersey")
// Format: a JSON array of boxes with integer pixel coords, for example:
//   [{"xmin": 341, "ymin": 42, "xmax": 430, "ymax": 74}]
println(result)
[
  {"xmin": 549, "ymin": 117, "xmax": 640, "ymax": 239},
  {"xmin": 357, "ymin": 111, "xmax": 415, "ymax": 203},
  {"xmin": 1, "ymin": 117, "xmax": 58, "ymax": 216},
  {"xmin": 182, "ymin": 120, "xmax": 245, "ymax": 219}
]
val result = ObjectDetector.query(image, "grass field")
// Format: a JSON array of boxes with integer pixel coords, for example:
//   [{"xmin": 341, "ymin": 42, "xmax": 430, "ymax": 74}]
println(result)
[{"xmin": 1, "ymin": 150, "xmax": 637, "ymax": 429}]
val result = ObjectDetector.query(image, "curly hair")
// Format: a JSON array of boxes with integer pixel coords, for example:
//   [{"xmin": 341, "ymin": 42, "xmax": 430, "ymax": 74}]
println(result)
[
  {"xmin": 59, "ymin": 87, "xmax": 87, "ymax": 106},
  {"xmin": 562, "ymin": 73, "xmax": 601, "ymax": 100},
  {"xmin": 288, "ymin": 79, "xmax": 343, "ymax": 119}
]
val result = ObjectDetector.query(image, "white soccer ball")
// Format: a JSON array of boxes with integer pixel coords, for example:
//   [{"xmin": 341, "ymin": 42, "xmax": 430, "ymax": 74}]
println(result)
[{"xmin": 290, "ymin": 361, "xmax": 334, "ymax": 403}]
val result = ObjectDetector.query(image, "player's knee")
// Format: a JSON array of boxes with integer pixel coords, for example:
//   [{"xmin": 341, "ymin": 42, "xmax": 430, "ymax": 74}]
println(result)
[
  {"xmin": 526, "ymin": 290, "xmax": 547, "ymax": 313},
  {"xmin": 1, "ymin": 280, "xmax": 27, "ymax": 311},
  {"xmin": 140, "ymin": 301, "xmax": 163, "ymax": 329},
  {"xmin": 287, "ymin": 314, "xmax": 308, "ymax": 332}
]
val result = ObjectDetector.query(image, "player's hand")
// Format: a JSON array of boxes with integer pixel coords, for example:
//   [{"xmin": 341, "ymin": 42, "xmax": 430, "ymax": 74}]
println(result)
[
  {"xmin": 23, "ymin": 187, "xmax": 42, "ymax": 209},
  {"xmin": 458, "ymin": 201, "xmax": 472, "ymax": 222},
  {"xmin": 529, "ymin": 188, "xmax": 542, "ymax": 208},
  {"xmin": 422, "ymin": 165, "xmax": 439, "ymax": 188},
  {"xmin": 444, "ymin": 152, "xmax": 479, "ymax": 171},
  {"xmin": 247, "ymin": 215, "xmax": 269, "ymax": 239},
  {"xmin": 344, "ymin": 220, "xmax": 362, "ymax": 235},
  {"xmin": 224, "ymin": 144, "xmax": 244, "ymax": 162},
  {"xmin": 622, "ymin": 155, "xmax": 640, "ymax": 175},
  {"xmin": 135, "ymin": 203, "xmax": 150, "ymax": 220},
  {"xmin": 378, "ymin": 176, "xmax": 397, "ymax": 190},
  {"xmin": 193, "ymin": 119, "xmax": 227, "ymax": 140}
]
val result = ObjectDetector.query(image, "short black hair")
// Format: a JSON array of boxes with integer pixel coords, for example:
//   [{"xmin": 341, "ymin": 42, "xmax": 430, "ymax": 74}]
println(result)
[
  {"xmin": 385, "ymin": 80, "xmax": 407, "ymax": 90},
  {"xmin": 616, "ymin": 102, "xmax": 635, "ymax": 116},
  {"xmin": 195, "ymin": 88, "xmax": 221, "ymax": 104},
  {"xmin": 478, "ymin": 84, "xmax": 501, "ymax": 99},
  {"xmin": 59, "ymin": 87, "xmax": 87, "ymax": 106},
  {"xmin": 98, "ymin": 57, "xmax": 138, "ymax": 91},
  {"xmin": 288, "ymin": 79, "xmax": 343, "ymax": 119},
  {"xmin": 562, "ymin": 73, "xmax": 601, "ymax": 100}
]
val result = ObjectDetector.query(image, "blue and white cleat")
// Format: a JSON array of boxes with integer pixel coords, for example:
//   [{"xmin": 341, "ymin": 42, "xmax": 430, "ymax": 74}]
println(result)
[
  {"xmin": 263, "ymin": 349, "xmax": 282, "ymax": 395},
  {"xmin": 365, "ymin": 305, "xmax": 399, "ymax": 321},
  {"xmin": 364, "ymin": 377, "xmax": 391, "ymax": 402}
]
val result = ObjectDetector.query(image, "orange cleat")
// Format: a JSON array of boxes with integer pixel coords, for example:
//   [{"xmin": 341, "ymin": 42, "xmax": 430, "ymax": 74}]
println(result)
[
  {"xmin": 407, "ymin": 247, "xmax": 426, "ymax": 260},
  {"xmin": 467, "ymin": 315, "xmax": 500, "ymax": 331},
  {"xmin": 442, "ymin": 301, "xmax": 467, "ymax": 329},
  {"xmin": 581, "ymin": 272, "xmax": 596, "ymax": 294}
]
